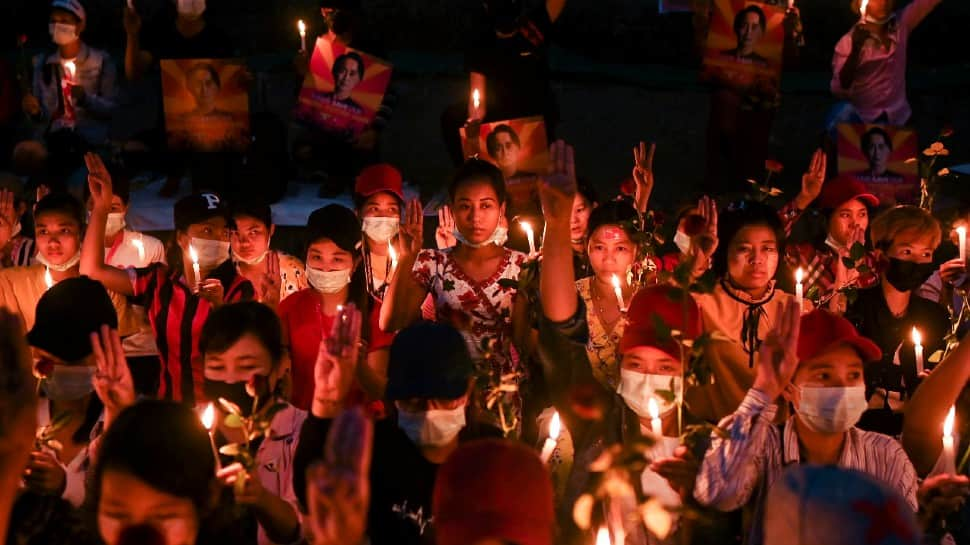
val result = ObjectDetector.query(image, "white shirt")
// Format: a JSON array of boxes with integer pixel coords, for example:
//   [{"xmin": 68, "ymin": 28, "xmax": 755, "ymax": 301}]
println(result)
[{"xmin": 106, "ymin": 230, "xmax": 165, "ymax": 357}]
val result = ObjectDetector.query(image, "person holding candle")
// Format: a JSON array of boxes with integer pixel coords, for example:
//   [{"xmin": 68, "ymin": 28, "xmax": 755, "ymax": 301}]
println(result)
[
  {"xmin": 382, "ymin": 158, "xmax": 529, "ymax": 432},
  {"xmin": 81, "ymin": 153, "xmax": 254, "ymax": 404},
  {"xmin": 694, "ymin": 307, "xmax": 920, "ymax": 545},
  {"xmin": 844, "ymin": 205, "xmax": 949, "ymax": 436},
  {"xmin": 917, "ymin": 218, "xmax": 970, "ymax": 329},
  {"xmin": 354, "ymin": 163, "xmax": 405, "ymax": 301},
  {"xmin": 230, "ymin": 202, "xmax": 307, "ymax": 309}
]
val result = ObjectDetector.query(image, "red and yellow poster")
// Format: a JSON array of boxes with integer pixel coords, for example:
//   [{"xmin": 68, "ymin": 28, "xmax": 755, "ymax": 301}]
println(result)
[
  {"xmin": 838, "ymin": 123, "xmax": 919, "ymax": 206},
  {"xmin": 294, "ymin": 38, "xmax": 393, "ymax": 137},
  {"xmin": 460, "ymin": 116, "xmax": 549, "ymax": 214},
  {"xmin": 161, "ymin": 58, "xmax": 250, "ymax": 152},
  {"xmin": 701, "ymin": 0, "xmax": 785, "ymax": 94}
]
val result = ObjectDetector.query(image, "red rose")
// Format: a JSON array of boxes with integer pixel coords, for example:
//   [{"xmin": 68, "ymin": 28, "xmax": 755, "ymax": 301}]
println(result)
[
  {"xmin": 18, "ymin": 34, "xmax": 27, "ymax": 46},
  {"xmin": 33, "ymin": 358, "xmax": 55, "ymax": 380},
  {"xmin": 619, "ymin": 177, "xmax": 636, "ymax": 196},
  {"xmin": 765, "ymin": 159, "xmax": 784, "ymax": 173},
  {"xmin": 940, "ymin": 125, "xmax": 955, "ymax": 138}
]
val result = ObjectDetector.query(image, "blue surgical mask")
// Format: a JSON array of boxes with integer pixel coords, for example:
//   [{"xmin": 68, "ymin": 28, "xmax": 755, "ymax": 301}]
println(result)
[
  {"xmin": 397, "ymin": 405, "xmax": 466, "ymax": 447},
  {"xmin": 43, "ymin": 365, "xmax": 95, "ymax": 401}
]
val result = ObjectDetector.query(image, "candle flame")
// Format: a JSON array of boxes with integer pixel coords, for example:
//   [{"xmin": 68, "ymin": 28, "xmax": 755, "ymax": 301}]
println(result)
[
  {"xmin": 520, "ymin": 220, "xmax": 533, "ymax": 236},
  {"xmin": 611, "ymin": 274, "xmax": 622, "ymax": 289},
  {"xmin": 958, "ymin": 226, "xmax": 967, "ymax": 235},
  {"xmin": 189, "ymin": 244, "xmax": 199, "ymax": 264},
  {"xmin": 63, "ymin": 60, "xmax": 75, "ymax": 79},
  {"xmin": 944, "ymin": 406, "xmax": 955, "ymax": 437},
  {"xmin": 648, "ymin": 397, "xmax": 660, "ymax": 420},
  {"xmin": 549, "ymin": 411, "xmax": 561, "ymax": 440},
  {"xmin": 911, "ymin": 327, "xmax": 922, "ymax": 347},
  {"xmin": 44, "ymin": 267, "xmax": 53, "ymax": 289},
  {"xmin": 472, "ymin": 88, "xmax": 481, "ymax": 109},
  {"xmin": 388, "ymin": 241, "xmax": 397, "ymax": 266},
  {"xmin": 596, "ymin": 527, "xmax": 611, "ymax": 545},
  {"xmin": 860, "ymin": 0, "xmax": 869, "ymax": 19},
  {"xmin": 201, "ymin": 403, "xmax": 215, "ymax": 430},
  {"xmin": 298, "ymin": 19, "xmax": 306, "ymax": 35},
  {"xmin": 795, "ymin": 267, "xmax": 804, "ymax": 283}
]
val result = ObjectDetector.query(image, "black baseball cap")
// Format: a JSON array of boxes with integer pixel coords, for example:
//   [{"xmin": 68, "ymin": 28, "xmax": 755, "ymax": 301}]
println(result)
[
  {"xmin": 174, "ymin": 192, "xmax": 231, "ymax": 232},
  {"xmin": 28, "ymin": 276, "xmax": 118, "ymax": 362},
  {"xmin": 386, "ymin": 322, "xmax": 474, "ymax": 401},
  {"xmin": 306, "ymin": 204, "xmax": 361, "ymax": 253}
]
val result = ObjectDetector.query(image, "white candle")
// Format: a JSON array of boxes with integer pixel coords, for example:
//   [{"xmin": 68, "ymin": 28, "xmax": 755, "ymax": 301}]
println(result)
[
  {"xmin": 912, "ymin": 327, "xmax": 924, "ymax": 375},
  {"xmin": 43, "ymin": 267, "xmax": 53, "ymax": 290},
  {"xmin": 538, "ymin": 411, "xmax": 561, "ymax": 464},
  {"xmin": 521, "ymin": 221, "xmax": 536, "ymax": 257},
  {"xmin": 942, "ymin": 406, "xmax": 956, "ymax": 475},
  {"xmin": 298, "ymin": 20, "xmax": 307, "ymax": 52},
  {"xmin": 957, "ymin": 226, "xmax": 967, "ymax": 263},
  {"xmin": 201, "ymin": 403, "xmax": 222, "ymax": 471},
  {"xmin": 794, "ymin": 267, "xmax": 804, "ymax": 309},
  {"xmin": 596, "ymin": 527, "xmax": 611, "ymax": 545},
  {"xmin": 860, "ymin": 0, "xmax": 869, "ymax": 21},
  {"xmin": 610, "ymin": 274, "xmax": 627, "ymax": 312},
  {"xmin": 63, "ymin": 60, "xmax": 75, "ymax": 82},
  {"xmin": 132, "ymin": 234, "xmax": 145, "ymax": 262},
  {"xmin": 387, "ymin": 241, "xmax": 398, "ymax": 272},
  {"xmin": 472, "ymin": 88, "xmax": 481, "ymax": 111},
  {"xmin": 189, "ymin": 244, "xmax": 201, "ymax": 288},
  {"xmin": 647, "ymin": 397, "xmax": 662, "ymax": 437}
]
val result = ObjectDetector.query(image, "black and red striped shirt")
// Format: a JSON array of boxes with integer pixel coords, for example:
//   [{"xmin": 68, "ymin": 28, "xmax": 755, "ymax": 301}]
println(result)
[{"xmin": 127, "ymin": 259, "xmax": 254, "ymax": 404}]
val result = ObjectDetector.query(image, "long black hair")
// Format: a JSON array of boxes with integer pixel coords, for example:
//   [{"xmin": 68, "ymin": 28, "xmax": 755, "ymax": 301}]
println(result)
[{"xmin": 713, "ymin": 199, "xmax": 786, "ymax": 278}]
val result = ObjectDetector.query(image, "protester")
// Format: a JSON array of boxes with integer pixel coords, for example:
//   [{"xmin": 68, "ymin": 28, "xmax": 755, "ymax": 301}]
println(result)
[
  {"xmin": 845, "ymin": 205, "xmax": 949, "ymax": 436},
  {"xmin": 569, "ymin": 178, "xmax": 598, "ymax": 279},
  {"xmin": 694, "ymin": 307, "xmax": 919, "ymax": 544},
  {"xmin": 382, "ymin": 158, "xmax": 528, "ymax": 432},
  {"xmin": 294, "ymin": 321, "xmax": 501, "ymax": 545},
  {"xmin": 80, "ymin": 153, "xmax": 254, "ymax": 404},
  {"xmin": 22, "ymin": 0, "xmax": 118, "ymax": 148},
  {"xmin": 230, "ymin": 201, "xmax": 307, "ymax": 308},
  {"xmin": 354, "ymin": 163, "xmax": 404, "ymax": 301},
  {"xmin": 0, "ymin": 182, "xmax": 33, "ymax": 267},
  {"xmin": 200, "ymin": 302, "xmax": 305, "ymax": 545},
  {"xmin": 830, "ymin": 0, "xmax": 946, "ymax": 127}
]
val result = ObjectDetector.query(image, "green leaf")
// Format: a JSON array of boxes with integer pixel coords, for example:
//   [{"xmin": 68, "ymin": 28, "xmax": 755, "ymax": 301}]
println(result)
[
  {"xmin": 805, "ymin": 285, "xmax": 820, "ymax": 303},
  {"xmin": 857, "ymin": 264, "xmax": 871, "ymax": 274},
  {"xmin": 654, "ymin": 389, "xmax": 676, "ymax": 403},
  {"xmin": 849, "ymin": 242, "xmax": 866, "ymax": 261},
  {"xmin": 841, "ymin": 257, "xmax": 854, "ymax": 269},
  {"xmin": 928, "ymin": 350, "xmax": 945, "ymax": 364},
  {"xmin": 443, "ymin": 279, "xmax": 456, "ymax": 292},
  {"xmin": 219, "ymin": 443, "xmax": 241, "ymax": 457},
  {"xmin": 497, "ymin": 278, "xmax": 518, "ymax": 289}
]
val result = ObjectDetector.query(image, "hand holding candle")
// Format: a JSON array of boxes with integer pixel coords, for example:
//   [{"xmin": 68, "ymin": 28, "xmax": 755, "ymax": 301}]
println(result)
[
  {"xmin": 297, "ymin": 20, "xmax": 307, "ymax": 52},
  {"xmin": 912, "ymin": 327, "xmax": 924, "ymax": 375},
  {"xmin": 201, "ymin": 403, "xmax": 222, "ymax": 471},
  {"xmin": 647, "ymin": 397, "xmax": 662, "ymax": 437},
  {"xmin": 610, "ymin": 274, "xmax": 627, "ymax": 312},
  {"xmin": 538, "ymin": 411, "xmax": 561, "ymax": 464},
  {"xmin": 942, "ymin": 406, "xmax": 956, "ymax": 475},
  {"xmin": 521, "ymin": 220, "xmax": 536, "ymax": 258}
]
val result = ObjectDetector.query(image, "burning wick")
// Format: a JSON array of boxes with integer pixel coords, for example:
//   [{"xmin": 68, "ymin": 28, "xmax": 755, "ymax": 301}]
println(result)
[
  {"xmin": 520, "ymin": 221, "xmax": 536, "ymax": 257},
  {"xmin": 538, "ymin": 411, "xmax": 561, "ymax": 464},
  {"xmin": 189, "ymin": 244, "xmax": 201, "ymax": 290},
  {"xmin": 912, "ymin": 327, "xmax": 924, "ymax": 375},
  {"xmin": 44, "ymin": 267, "xmax": 54, "ymax": 289},
  {"xmin": 63, "ymin": 60, "xmax": 75, "ymax": 82},
  {"xmin": 472, "ymin": 88, "xmax": 481, "ymax": 111},
  {"xmin": 610, "ymin": 274, "xmax": 627, "ymax": 312},
  {"xmin": 297, "ymin": 20, "xmax": 307, "ymax": 52},
  {"xmin": 201, "ymin": 403, "xmax": 222, "ymax": 471},
  {"xmin": 648, "ymin": 397, "xmax": 662, "ymax": 437}
]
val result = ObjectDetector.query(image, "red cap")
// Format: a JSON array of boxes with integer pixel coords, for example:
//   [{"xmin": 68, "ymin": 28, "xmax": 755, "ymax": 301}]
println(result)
[
  {"xmin": 619, "ymin": 285, "xmax": 702, "ymax": 360},
  {"xmin": 354, "ymin": 164, "xmax": 404, "ymax": 201},
  {"xmin": 434, "ymin": 439, "xmax": 554, "ymax": 545},
  {"xmin": 817, "ymin": 175, "xmax": 880, "ymax": 210},
  {"xmin": 797, "ymin": 309, "xmax": 882, "ymax": 363}
]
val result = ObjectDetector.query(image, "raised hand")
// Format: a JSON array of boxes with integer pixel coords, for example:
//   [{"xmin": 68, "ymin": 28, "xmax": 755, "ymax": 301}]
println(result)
[
  {"xmin": 0, "ymin": 189, "xmax": 19, "ymax": 247},
  {"xmin": 632, "ymin": 141, "xmax": 656, "ymax": 210},
  {"xmin": 399, "ymin": 199, "xmax": 424, "ymax": 256},
  {"xmin": 91, "ymin": 325, "xmax": 135, "ymax": 428},
  {"xmin": 311, "ymin": 332, "xmax": 360, "ymax": 419},
  {"xmin": 691, "ymin": 195, "xmax": 719, "ymax": 258},
  {"xmin": 256, "ymin": 253, "xmax": 282, "ymax": 307},
  {"xmin": 435, "ymin": 205, "xmax": 457, "ymax": 250},
  {"xmin": 32, "ymin": 184, "xmax": 51, "ymax": 215},
  {"xmin": 84, "ymin": 152, "xmax": 113, "ymax": 213},
  {"xmin": 796, "ymin": 149, "xmax": 827, "ymax": 208},
  {"xmin": 752, "ymin": 300, "xmax": 801, "ymax": 400},
  {"xmin": 538, "ymin": 140, "xmax": 577, "ymax": 224}
]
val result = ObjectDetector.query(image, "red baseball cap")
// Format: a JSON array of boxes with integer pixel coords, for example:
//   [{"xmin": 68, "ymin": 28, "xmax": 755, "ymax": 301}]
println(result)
[
  {"xmin": 434, "ymin": 439, "xmax": 554, "ymax": 545},
  {"xmin": 797, "ymin": 309, "xmax": 882, "ymax": 363},
  {"xmin": 354, "ymin": 163, "xmax": 403, "ymax": 202},
  {"xmin": 619, "ymin": 285, "xmax": 702, "ymax": 360},
  {"xmin": 817, "ymin": 175, "xmax": 879, "ymax": 210}
]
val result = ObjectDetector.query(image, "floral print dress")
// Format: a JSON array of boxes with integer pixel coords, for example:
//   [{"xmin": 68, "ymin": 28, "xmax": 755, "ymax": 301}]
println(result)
[{"xmin": 576, "ymin": 277, "xmax": 628, "ymax": 390}]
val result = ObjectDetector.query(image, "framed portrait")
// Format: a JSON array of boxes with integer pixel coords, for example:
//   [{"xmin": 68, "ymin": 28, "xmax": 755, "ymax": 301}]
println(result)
[
  {"xmin": 161, "ymin": 58, "xmax": 251, "ymax": 152},
  {"xmin": 838, "ymin": 123, "xmax": 919, "ymax": 206},
  {"xmin": 700, "ymin": 0, "xmax": 785, "ymax": 94}
]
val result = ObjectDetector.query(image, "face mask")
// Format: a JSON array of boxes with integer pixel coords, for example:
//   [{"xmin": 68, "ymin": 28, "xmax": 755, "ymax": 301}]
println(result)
[
  {"xmin": 306, "ymin": 266, "xmax": 351, "ymax": 294},
  {"xmin": 232, "ymin": 248, "xmax": 269, "ymax": 266},
  {"xmin": 35, "ymin": 250, "xmax": 81, "ymax": 272},
  {"xmin": 795, "ymin": 385, "xmax": 867, "ymax": 434},
  {"xmin": 176, "ymin": 0, "xmax": 205, "ymax": 17},
  {"xmin": 49, "ymin": 23, "xmax": 78, "ymax": 46},
  {"xmin": 105, "ymin": 213, "xmax": 127, "ymax": 238},
  {"xmin": 454, "ymin": 225, "xmax": 507, "ymax": 248},
  {"xmin": 884, "ymin": 258, "xmax": 935, "ymax": 292},
  {"xmin": 397, "ymin": 405, "xmax": 466, "ymax": 447},
  {"xmin": 203, "ymin": 379, "xmax": 255, "ymax": 416},
  {"xmin": 189, "ymin": 237, "xmax": 230, "ymax": 269},
  {"xmin": 361, "ymin": 217, "xmax": 400, "ymax": 243},
  {"xmin": 673, "ymin": 230, "xmax": 692, "ymax": 255},
  {"xmin": 616, "ymin": 369, "xmax": 682, "ymax": 418},
  {"xmin": 43, "ymin": 365, "xmax": 95, "ymax": 401}
]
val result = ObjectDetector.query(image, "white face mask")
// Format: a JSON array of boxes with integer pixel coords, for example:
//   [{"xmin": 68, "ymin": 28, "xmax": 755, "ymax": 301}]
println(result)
[
  {"xmin": 454, "ymin": 225, "xmax": 507, "ymax": 248},
  {"xmin": 105, "ymin": 212, "xmax": 126, "ymax": 238},
  {"xmin": 49, "ymin": 23, "xmax": 79, "ymax": 46},
  {"xmin": 673, "ymin": 230, "xmax": 692, "ymax": 255},
  {"xmin": 189, "ymin": 237, "xmax": 230, "ymax": 269},
  {"xmin": 177, "ymin": 0, "xmax": 206, "ymax": 16},
  {"xmin": 35, "ymin": 250, "xmax": 81, "ymax": 272},
  {"xmin": 794, "ymin": 385, "xmax": 868, "ymax": 434},
  {"xmin": 306, "ymin": 266, "xmax": 351, "ymax": 294},
  {"xmin": 232, "ymin": 248, "xmax": 269, "ymax": 266},
  {"xmin": 397, "ymin": 405, "xmax": 466, "ymax": 447},
  {"xmin": 617, "ymin": 369, "xmax": 682, "ymax": 419},
  {"xmin": 361, "ymin": 217, "xmax": 400, "ymax": 244},
  {"xmin": 43, "ymin": 365, "xmax": 95, "ymax": 401}
]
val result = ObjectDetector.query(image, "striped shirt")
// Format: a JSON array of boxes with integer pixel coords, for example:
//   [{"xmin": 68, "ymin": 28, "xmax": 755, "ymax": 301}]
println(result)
[
  {"xmin": 694, "ymin": 389, "xmax": 918, "ymax": 545},
  {"xmin": 785, "ymin": 239, "xmax": 880, "ymax": 304},
  {"xmin": 127, "ymin": 260, "xmax": 254, "ymax": 404}
]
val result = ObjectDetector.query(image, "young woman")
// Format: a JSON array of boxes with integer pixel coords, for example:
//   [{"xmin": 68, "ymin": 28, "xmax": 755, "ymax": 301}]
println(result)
[
  {"xmin": 278, "ymin": 204, "xmax": 387, "ymax": 410},
  {"xmin": 80, "ymin": 153, "xmax": 254, "ymax": 405},
  {"xmin": 230, "ymin": 202, "xmax": 307, "ymax": 308},
  {"xmin": 382, "ymin": 158, "xmax": 528, "ymax": 430},
  {"xmin": 569, "ymin": 178, "xmax": 598, "ymax": 280},
  {"xmin": 354, "ymin": 163, "xmax": 405, "ymax": 301}
]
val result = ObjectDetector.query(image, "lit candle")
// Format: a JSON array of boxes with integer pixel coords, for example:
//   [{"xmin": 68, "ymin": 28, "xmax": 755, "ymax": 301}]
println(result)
[
  {"xmin": 647, "ymin": 397, "xmax": 663, "ymax": 436},
  {"xmin": 912, "ymin": 327, "xmax": 924, "ymax": 375},
  {"xmin": 957, "ymin": 226, "xmax": 967, "ymax": 263},
  {"xmin": 521, "ymin": 221, "xmax": 536, "ymax": 257},
  {"xmin": 596, "ymin": 527, "xmax": 611, "ymax": 545},
  {"xmin": 189, "ymin": 244, "xmax": 201, "ymax": 289},
  {"xmin": 201, "ymin": 403, "xmax": 222, "ymax": 471},
  {"xmin": 472, "ymin": 88, "xmax": 481, "ymax": 111},
  {"xmin": 43, "ymin": 267, "xmax": 53, "ymax": 290},
  {"xmin": 63, "ymin": 60, "xmax": 75, "ymax": 82},
  {"xmin": 860, "ymin": 0, "xmax": 869, "ymax": 21},
  {"xmin": 942, "ymin": 406, "xmax": 956, "ymax": 475},
  {"xmin": 297, "ymin": 20, "xmax": 307, "ymax": 52},
  {"xmin": 387, "ymin": 241, "xmax": 398, "ymax": 272},
  {"xmin": 132, "ymin": 234, "xmax": 145, "ymax": 262},
  {"xmin": 794, "ymin": 267, "xmax": 804, "ymax": 309},
  {"xmin": 538, "ymin": 411, "xmax": 561, "ymax": 464},
  {"xmin": 610, "ymin": 274, "xmax": 627, "ymax": 312},
  {"xmin": 788, "ymin": 0, "xmax": 795, "ymax": 8}
]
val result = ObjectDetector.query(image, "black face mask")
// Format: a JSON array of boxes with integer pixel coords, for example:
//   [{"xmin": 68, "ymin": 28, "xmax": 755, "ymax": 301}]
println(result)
[
  {"xmin": 324, "ymin": 9, "xmax": 354, "ymax": 35},
  {"xmin": 203, "ymin": 379, "xmax": 255, "ymax": 416},
  {"xmin": 884, "ymin": 257, "xmax": 935, "ymax": 292}
]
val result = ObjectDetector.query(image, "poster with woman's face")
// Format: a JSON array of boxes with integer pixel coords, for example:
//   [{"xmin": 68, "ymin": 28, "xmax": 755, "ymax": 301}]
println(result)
[
  {"xmin": 459, "ymin": 116, "xmax": 549, "ymax": 215},
  {"xmin": 294, "ymin": 38, "xmax": 393, "ymax": 138},
  {"xmin": 161, "ymin": 59, "xmax": 250, "ymax": 152},
  {"xmin": 700, "ymin": 0, "xmax": 785, "ymax": 94},
  {"xmin": 838, "ymin": 123, "xmax": 919, "ymax": 206}
]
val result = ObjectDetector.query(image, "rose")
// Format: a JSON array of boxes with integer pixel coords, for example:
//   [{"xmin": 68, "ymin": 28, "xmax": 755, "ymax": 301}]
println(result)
[
  {"xmin": 765, "ymin": 159, "xmax": 784, "ymax": 174},
  {"xmin": 33, "ymin": 359, "xmax": 55, "ymax": 380}
]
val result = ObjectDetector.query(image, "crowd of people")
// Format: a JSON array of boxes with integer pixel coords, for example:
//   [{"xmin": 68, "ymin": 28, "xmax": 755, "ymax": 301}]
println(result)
[{"xmin": 0, "ymin": 0, "xmax": 967, "ymax": 544}]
